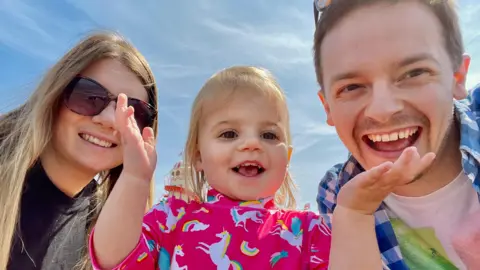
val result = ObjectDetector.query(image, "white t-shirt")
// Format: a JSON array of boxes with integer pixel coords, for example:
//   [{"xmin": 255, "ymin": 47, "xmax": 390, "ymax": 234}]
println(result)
[{"xmin": 384, "ymin": 172, "xmax": 480, "ymax": 270}]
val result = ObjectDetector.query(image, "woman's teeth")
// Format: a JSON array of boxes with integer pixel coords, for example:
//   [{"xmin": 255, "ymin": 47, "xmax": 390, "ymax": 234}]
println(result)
[{"xmin": 80, "ymin": 134, "xmax": 113, "ymax": 148}]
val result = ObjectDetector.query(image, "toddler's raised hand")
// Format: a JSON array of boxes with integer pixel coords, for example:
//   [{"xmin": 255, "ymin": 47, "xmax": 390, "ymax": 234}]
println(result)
[{"xmin": 115, "ymin": 94, "xmax": 157, "ymax": 182}]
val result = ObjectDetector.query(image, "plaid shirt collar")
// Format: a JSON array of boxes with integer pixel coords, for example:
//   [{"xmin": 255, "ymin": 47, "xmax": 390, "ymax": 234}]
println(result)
[{"xmin": 317, "ymin": 86, "xmax": 480, "ymax": 269}]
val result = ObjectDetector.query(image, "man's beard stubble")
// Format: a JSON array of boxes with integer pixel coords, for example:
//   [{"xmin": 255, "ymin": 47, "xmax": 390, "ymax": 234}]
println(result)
[{"xmin": 407, "ymin": 108, "xmax": 459, "ymax": 185}]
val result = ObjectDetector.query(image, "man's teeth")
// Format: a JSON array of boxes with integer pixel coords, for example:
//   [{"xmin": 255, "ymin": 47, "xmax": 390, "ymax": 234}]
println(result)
[
  {"xmin": 367, "ymin": 128, "xmax": 418, "ymax": 143},
  {"xmin": 81, "ymin": 134, "xmax": 113, "ymax": 148}
]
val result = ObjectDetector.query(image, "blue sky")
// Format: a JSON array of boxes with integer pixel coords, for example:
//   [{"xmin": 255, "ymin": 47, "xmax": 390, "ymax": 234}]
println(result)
[{"xmin": 1, "ymin": 0, "xmax": 480, "ymax": 209}]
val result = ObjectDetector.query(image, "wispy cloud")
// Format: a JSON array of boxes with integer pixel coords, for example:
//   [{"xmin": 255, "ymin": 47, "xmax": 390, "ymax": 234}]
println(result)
[
  {"xmin": 151, "ymin": 63, "xmax": 211, "ymax": 80},
  {"xmin": 200, "ymin": 17, "xmax": 312, "ymax": 68},
  {"xmin": 0, "ymin": 1, "xmax": 70, "ymax": 61}
]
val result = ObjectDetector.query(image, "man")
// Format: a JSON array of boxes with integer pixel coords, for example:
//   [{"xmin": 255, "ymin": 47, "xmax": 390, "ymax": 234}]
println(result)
[{"xmin": 313, "ymin": 0, "xmax": 480, "ymax": 269}]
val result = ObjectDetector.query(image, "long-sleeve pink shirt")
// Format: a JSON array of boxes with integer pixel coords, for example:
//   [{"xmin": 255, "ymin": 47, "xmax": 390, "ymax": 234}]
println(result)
[{"xmin": 89, "ymin": 189, "xmax": 331, "ymax": 269}]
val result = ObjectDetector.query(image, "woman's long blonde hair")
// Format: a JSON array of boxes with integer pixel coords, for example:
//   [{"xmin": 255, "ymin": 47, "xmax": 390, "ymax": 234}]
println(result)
[
  {"xmin": 183, "ymin": 66, "xmax": 297, "ymax": 209},
  {"xmin": 0, "ymin": 31, "xmax": 158, "ymax": 270}
]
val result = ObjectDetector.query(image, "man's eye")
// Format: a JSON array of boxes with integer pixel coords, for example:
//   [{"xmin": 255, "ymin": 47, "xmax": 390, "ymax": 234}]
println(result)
[
  {"xmin": 403, "ymin": 68, "xmax": 431, "ymax": 79},
  {"xmin": 340, "ymin": 84, "xmax": 363, "ymax": 92}
]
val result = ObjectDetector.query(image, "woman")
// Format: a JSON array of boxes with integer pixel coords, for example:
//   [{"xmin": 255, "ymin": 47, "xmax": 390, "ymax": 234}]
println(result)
[{"xmin": 0, "ymin": 32, "xmax": 158, "ymax": 270}]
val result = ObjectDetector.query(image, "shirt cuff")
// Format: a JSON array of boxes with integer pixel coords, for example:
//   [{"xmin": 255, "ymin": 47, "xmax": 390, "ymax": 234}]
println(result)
[{"xmin": 88, "ymin": 228, "xmax": 152, "ymax": 270}]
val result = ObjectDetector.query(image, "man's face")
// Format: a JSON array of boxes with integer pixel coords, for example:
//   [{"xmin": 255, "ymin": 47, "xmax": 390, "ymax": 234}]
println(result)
[{"xmin": 319, "ymin": 1, "xmax": 468, "ymax": 170}]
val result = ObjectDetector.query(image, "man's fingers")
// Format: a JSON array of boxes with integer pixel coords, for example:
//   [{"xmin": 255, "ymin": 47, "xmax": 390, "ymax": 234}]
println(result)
[
  {"xmin": 357, "ymin": 161, "xmax": 393, "ymax": 188},
  {"xmin": 384, "ymin": 148, "xmax": 436, "ymax": 186},
  {"xmin": 409, "ymin": 152, "xmax": 436, "ymax": 181},
  {"xmin": 419, "ymin": 152, "xmax": 436, "ymax": 170},
  {"xmin": 395, "ymin": 146, "xmax": 416, "ymax": 168},
  {"xmin": 382, "ymin": 147, "xmax": 418, "ymax": 183}
]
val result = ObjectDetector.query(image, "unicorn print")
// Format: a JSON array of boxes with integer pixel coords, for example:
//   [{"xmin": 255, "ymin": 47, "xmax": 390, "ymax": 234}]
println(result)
[
  {"xmin": 146, "ymin": 239, "xmax": 156, "ymax": 252},
  {"xmin": 270, "ymin": 250, "xmax": 288, "ymax": 268},
  {"xmin": 147, "ymin": 200, "xmax": 169, "ymax": 215},
  {"xmin": 238, "ymin": 198, "xmax": 268, "ymax": 209},
  {"xmin": 230, "ymin": 208, "xmax": 263, "ymax": 232},
  {"xmin": 270, "ymin": 217, "xmax": 303, "ymax": 251},
  {"xmin": 146, "ymin": 202, "xmax": 184, "ymax": 233},
  {"xmin": 171, "ymin": 245, "xmax": 188, "ymax": 270},
  {"xmin": 157, "ymin": 221, "xmax": 168, "ymax": 233},
  {"xmin": 143, "ymin": 223, "xmax": 152, "ymax": 232},
  {"xmin": 308, "ymin": 217, "xmax": 331, "ymax": 236},
  {"xmin": 193, "ymin": 207, "xmax": 209, "ymax": 214},
  {"xmin": 207, "ymin": 193, "xmax": 224, "ymax": 204},
  {"xmin": 181, "ymin": 220, "xmax": 210, "ymax": 232},
  {"xmin": 196, "ymin": 229, "xmax": 243, "ymax": 270},
  {"xmin": 310, "ymin": 255, "xmax": 325, "ymax": 265},
  {"xmin": 166, "ymin": 207, "xmax": 186, "ymax": 232},
  {"xmin": 93, "ymin": 189, "xmax": 332, "ymax": 270},
  {"xmin": 158, "ymin": 247, "xmax": 170, "ymax": 270},
  {"xmin": 240, "ymin": 241, "xmax": 259, "ymax": 257}
]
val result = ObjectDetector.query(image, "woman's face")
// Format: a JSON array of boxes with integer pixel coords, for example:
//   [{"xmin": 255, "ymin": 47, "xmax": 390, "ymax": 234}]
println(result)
[{"xmin": 49, "ymin": 58, "xmax": 149, "ymax": 175}]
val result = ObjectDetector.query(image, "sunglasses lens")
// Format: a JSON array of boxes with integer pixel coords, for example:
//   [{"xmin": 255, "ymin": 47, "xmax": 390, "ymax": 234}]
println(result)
[
  {"xmin": 64, "ymin": 77, "xmax": 155, "ymax": 128},
  {"xmin": 64, "ymin": 78, "xmax": 108, "ymax": 116},
  {"xmin": 128, "ymin": 99, "xmax": 155, "ymax": 129}
]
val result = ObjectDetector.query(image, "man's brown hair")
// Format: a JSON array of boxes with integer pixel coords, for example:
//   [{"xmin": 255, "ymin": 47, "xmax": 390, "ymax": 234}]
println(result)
[{"xmin": 313, "ymin": 0, "xmax": 464, "ymax": 89}]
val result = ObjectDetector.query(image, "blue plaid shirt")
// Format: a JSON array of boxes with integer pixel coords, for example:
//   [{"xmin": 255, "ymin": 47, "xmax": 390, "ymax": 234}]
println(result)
[{"xmin": 317, "ymin": 85, "xmax": 480, "ymax": 270}]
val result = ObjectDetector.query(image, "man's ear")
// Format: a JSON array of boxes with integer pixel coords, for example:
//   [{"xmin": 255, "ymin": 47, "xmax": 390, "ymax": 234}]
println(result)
[
  {"xmin": 318, "ymin": 90, "xmax": 334, "ymax": 126},
  {"xmin": 453, "ymin": 54, "xmax": 471, "ymax": 100}
]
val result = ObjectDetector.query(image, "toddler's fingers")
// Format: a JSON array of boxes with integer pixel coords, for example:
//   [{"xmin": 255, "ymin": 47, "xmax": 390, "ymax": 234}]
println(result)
[
  {"xmin": 126, "ymin": 106, "xmax": 139, "ymax": 131},
  {"xmin": 115, "ymin": 94, "xmax": 130, "ymax": 130},
  {"xmin": 117, "ymin": 94, "xmax": 128, "ymax": 111},
  {"xmin": 142, "ymin": 127, "xmax": 156, "ymax": 147}
]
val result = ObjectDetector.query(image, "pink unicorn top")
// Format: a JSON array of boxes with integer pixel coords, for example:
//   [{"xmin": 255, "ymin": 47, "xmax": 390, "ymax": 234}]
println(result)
[{"xmin": 89, "ymin": 189, "xmax": 331, "ymax": 269}]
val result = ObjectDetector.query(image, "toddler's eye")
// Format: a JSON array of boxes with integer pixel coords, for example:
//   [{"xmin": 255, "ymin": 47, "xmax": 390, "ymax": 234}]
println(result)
[
  {"xmin": 219, "ymin": 130, "xmax": 237, "ymax": 139},
  {"xmin": 262, "ymin": 132, "xmax": 278, "ymax": 140}
]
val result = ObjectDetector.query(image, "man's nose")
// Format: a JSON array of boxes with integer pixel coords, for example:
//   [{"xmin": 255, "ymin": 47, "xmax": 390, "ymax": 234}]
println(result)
[{"xmin": 364, "ymin": 82, "xmax": 404, "ymax": 123}]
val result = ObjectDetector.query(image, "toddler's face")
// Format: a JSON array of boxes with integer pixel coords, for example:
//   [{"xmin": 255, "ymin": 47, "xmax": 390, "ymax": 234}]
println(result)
[{"xmin": 195, "ymin": 91, "xmax": 289, "ymax": 201}]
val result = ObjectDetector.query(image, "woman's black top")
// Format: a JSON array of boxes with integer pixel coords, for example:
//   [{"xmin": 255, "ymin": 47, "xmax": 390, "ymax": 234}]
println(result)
[{"xmin": 7, "ymin": 162, "xmax": 97, "ymax": 270}]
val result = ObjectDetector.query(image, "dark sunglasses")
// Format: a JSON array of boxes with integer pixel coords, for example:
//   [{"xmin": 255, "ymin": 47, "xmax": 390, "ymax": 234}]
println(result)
[{"xmin": 63, "ymin": 76, "xmax": 157, "ymax": 130}]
